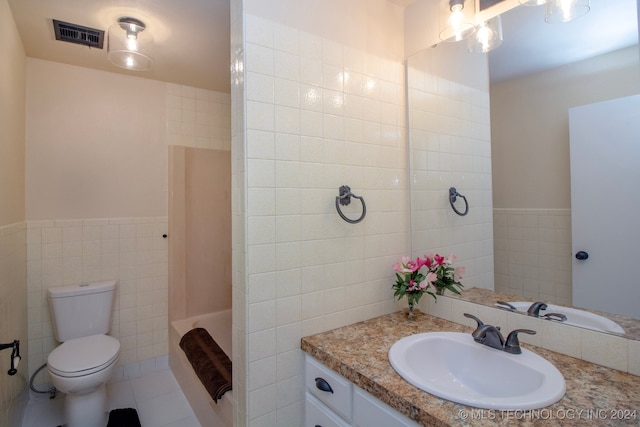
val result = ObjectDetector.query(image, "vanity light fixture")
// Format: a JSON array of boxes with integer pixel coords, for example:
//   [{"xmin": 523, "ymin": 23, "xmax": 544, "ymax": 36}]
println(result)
[
  {"xmin": 544, "ymin": 0, "xmax": 590, "ymax": 23},
  {"xmin": 467, "ymin": 14, "xmax": 503, "ymax": 53},
  {"xmin": 107, "ymin": 17, "xmax": 154, "ymax": 71},
  {"xmin": 439, "ymin": 0, "xmax": 476, "ymax": 42}
]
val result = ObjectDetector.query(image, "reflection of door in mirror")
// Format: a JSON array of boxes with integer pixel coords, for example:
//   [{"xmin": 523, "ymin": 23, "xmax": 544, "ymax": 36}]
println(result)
[
  {"xmin": 569, "ymin": 94, "xmax": 640, "ymax": 319},
  {"xmin": 491, "ymin": 45, "xmax": 640, "ymax": 311}
]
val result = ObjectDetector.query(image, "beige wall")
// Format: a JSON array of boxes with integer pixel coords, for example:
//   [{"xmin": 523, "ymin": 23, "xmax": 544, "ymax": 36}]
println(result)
[
  {"xmin": 169, "ymin": 146, "xmax": 232, "ymax": 321},
  {"xmin": 26, "ymin": 59, "xmax": 167, "ymax": 220},
  {"xmin": 491, "ymin": 46, "xmax": 640, "ymax": 209},
  {"xmin": 0, "ymin": 0, "xmax": 26, "ymax": 226},
  {"xmin": 0, "ymin": 1, "xmax": 28, "ymax": 426}
]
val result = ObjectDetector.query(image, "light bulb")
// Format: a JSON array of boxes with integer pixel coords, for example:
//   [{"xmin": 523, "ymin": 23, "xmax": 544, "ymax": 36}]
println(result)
[
  {"xmin": 126, "ymin": 38, "xmax": 138, "ymax": 51},
  {"xmin": 559, "ymin": 0, "xmax": 573, "ymax": 21},
  {"xmin": 476, "ymin": 24, "xmax": 492, "ymax": 52},
  {"xmin": 439, "ymin": 0, "xmax": 475, "ymax": 42},
  {"xmin": 467, "ymin": 15, "xmax": 503, "ymax": 54}
]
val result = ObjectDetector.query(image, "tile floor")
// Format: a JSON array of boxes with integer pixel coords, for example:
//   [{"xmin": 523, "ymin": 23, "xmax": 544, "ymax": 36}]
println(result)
[{"xmin": 21, "ymin": 365, "xmax": 201, "ymax": 427}]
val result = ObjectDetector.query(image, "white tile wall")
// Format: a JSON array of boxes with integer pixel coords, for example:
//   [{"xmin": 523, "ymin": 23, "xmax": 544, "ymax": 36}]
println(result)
[
  {"xmin": 493, "ymin": 208, "xmax": 572, "ymax": 305},
  {"xmin": 166, "ymin": 85, "xmax": 231, "ymax": 151},
  {"xmin": 431, "ymin": 295, "xmax": 640, "ymax": 374},
  {"xmin": 241, "ymin": 14, "xmax": 408, "ymax": 426},
  {"xmin": 407, "ymin": 49, "xmax": 494, "ymax": 293},
  {"xmin": 26, "ymin": 217, "xmax": 168, "ymax": 382}
]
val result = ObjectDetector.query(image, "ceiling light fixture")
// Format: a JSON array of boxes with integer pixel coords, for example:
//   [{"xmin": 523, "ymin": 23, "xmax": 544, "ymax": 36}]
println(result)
[
  {"xmin": 439, "ymin": 0, "xmax": 476, "ymax": 42},
  {"xmin": 107, "ymin": 17, "xmax": 153, "ymax": 71},
  {"xmin": 518, "ymin": 0, "xmax": 550, "ymax": 5},
  {"xmin": 467, "ymin": 15, "xmax": 503, "ymax": 53},
  {"xmin": 544, "ymin": 0, "xmax": 590, "ymax": 23}
]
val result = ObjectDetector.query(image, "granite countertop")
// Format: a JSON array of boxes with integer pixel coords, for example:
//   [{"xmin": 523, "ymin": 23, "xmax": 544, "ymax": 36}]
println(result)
[{"xmin": 301, "ymin": 311, "xmax": 640, "ymax": 427}]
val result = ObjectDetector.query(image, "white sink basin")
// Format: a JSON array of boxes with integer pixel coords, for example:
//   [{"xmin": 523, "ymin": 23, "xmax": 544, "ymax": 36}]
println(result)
[
  {"xmin": 505, "ymin": 302, "xmax": 625, "ymax": 334},
  {"xmin": 389, "ymin": 332, "xmax": 565, "ymax": 410}
]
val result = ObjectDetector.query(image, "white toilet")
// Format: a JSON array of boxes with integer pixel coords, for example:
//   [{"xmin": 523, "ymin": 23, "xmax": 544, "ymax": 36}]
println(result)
[{"xmin": 47, "ymin": 280, "xmax": 120, "ymax": 427}]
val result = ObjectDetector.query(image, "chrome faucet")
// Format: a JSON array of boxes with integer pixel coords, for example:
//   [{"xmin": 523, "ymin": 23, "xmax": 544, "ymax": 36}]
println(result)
[
  {"xmin": 527, "ymin": 302, "xmax": 568, "ymax": 322},
  {"xmin": 527, "ymin": 302, "xmax": 548, "ymax": 317},
  {"xmin": 464, "ymin": 313, "xmax": 536, "ymax": 354}
]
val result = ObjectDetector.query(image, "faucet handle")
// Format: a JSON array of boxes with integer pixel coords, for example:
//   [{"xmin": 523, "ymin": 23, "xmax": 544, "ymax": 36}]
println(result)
[
  {"xmin": 542, "ymin": 312, "xmax": 567, "ymax": 322},
  {"xmin": 463, "ymin": 313, "xmax": 484, "ymax": 328},
  {"xmin": 504, "ymin": 329, "xmax": 536, "ymax": 354},
  {"xmin": 496, "ymin": 301, "xmax": 517, "ymax": 311}
]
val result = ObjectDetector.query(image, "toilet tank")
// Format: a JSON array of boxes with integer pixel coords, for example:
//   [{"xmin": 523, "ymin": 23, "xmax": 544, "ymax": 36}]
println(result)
[{"xmin": 48, "ymin": 281, "xmax": 117, "ymax": 342}]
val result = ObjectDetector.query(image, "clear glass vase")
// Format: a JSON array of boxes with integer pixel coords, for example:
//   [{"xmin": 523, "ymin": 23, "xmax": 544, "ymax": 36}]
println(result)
[{"xmin": 407, "ymin": 300, "xmax": 416, "ymax": 320}]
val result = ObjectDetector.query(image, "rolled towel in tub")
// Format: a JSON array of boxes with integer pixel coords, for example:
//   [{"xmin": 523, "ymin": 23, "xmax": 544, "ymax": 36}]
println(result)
[{"xmin": 179, "ymin": 327, "xmax": 232, "ymax": 403}]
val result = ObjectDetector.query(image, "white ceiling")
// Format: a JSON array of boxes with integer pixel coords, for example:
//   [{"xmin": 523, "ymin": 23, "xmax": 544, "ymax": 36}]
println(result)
[
  {"xmin": 8, "ymin": 0, "xmax": 231, "ymax": 93},
  {"xmin": 489, "ymin": 0, "xmax": 639, "ymax": 83},
  {"xmin": 7, "ymin": 0, "xmax": 638, "ymax": 92}
]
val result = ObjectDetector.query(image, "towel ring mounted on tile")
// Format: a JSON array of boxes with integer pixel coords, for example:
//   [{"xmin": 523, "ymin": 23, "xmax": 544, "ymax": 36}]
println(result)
[
  {"xmin": 0, "ymin": 340, "xmax": 20, "ymax": 376},
  {"xmin": 336, "ymin": 185, "xmax": 366, "ymax": 224},
  {"xmin": 449, "ymin": 187, "xmax": 469, "ymax": 216}
]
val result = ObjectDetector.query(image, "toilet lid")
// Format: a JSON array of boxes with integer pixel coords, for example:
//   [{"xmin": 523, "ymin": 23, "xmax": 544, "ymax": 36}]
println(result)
[{"xmin": 48, "ymin": 335, "xmax": 120, "ymax": 377}]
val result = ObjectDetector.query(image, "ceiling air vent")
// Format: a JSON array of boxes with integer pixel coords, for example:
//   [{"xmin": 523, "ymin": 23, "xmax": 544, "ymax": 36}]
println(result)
[{"xmin": 53, "ymin": 19, "xmax": 104, "ymax": 49}]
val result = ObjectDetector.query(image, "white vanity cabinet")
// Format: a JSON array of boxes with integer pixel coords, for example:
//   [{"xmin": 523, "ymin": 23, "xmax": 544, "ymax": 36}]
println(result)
[{"xmin": 304, "ymin": 355, "xmax": 421, "ymax": 427}]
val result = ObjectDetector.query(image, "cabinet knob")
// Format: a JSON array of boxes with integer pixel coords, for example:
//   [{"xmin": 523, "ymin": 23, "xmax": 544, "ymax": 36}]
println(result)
[
  {"xmin": 575, "ymin": 251, "xmax": 589, "ymax": 260},
  {"xmin": 314, "ymin": 377, "xmax": 334, "ymax": 393}
]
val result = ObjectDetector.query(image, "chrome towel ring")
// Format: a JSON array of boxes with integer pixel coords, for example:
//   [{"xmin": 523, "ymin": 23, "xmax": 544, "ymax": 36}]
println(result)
[
  {"xmin": 336, "ymin": 185, "xmax": 366, "ymax": 224},
  {"xmin": 449, "ymin": 187, "xmax": 469, "ymax": 216}
]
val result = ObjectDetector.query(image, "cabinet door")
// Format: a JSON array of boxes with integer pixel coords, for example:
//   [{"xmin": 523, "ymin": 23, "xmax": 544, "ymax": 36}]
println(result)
[
  {"xmin": 353, "ymin": 386, "xmax": 420, "ymax": 427},
  {"xmin": 306, "ymin": 393, "xmax": 351, "ymax": 427},
  {"xmin": 305, "ymin": 356, "xmax": 353, "ymax": 422}
]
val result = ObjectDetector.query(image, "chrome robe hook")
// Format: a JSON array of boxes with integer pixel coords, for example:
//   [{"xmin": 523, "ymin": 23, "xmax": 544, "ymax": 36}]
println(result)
[
  {"xmin": 449, "ymin": 187, "xmax": 469, "ymax": 216},
  {"xmin": 336, "ymin": 185, "xmax": 366, "ymax": 224}
]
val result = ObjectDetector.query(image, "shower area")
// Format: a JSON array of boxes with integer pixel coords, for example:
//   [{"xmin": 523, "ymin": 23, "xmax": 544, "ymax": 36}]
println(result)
[{"xmin": 167, "ymin": 145, "xmax": 233, "ymax": 427}]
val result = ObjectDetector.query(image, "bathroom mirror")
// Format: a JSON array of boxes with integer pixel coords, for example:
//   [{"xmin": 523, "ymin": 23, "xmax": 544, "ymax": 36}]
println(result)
[{"xmin": 407, "ymin": 0, "xmax": 640, "ymax": 340}]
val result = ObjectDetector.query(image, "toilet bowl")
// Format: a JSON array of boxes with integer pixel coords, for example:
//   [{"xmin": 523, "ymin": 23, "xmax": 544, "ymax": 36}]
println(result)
[
  {"xmin": 47, "ymin": 281, "xmax": 120, "ymax": 427},
  {"xmin": 48, "ymin": 334, "xmax": 120, "ymax": 427}
]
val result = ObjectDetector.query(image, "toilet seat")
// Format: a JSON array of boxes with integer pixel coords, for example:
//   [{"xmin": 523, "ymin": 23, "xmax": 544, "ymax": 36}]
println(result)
[{"xmin": 48, "ymin": 334, "xmax": 120, "ymax": 378}]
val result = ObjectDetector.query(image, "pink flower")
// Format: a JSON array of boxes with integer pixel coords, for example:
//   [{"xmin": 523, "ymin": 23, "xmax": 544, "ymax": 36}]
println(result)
[
  {"xmin": 423, "ymin": 253, "xmax": 434, "ymax": 268},
  {"xmin": 425, "ymin": 271, "xmax": 438, "ymax": 285},
  {"xmin": 393, "ymin": 256, "xmax": 418, "ymax": 273},
  {"xmin": 434, "ymin": 254, "xmax": 445, "ymax": 265},
  {"xmin": 454, "ymin": 266, "xmax": 465, "ymax": 282},
  {"xmin": 446, "ymin": 254, "xmax": 457, "ymax": 264}
]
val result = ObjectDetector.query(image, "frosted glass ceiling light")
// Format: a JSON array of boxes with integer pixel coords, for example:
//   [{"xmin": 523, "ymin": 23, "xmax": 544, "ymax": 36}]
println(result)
[
  {"xmin": 107, "ymin": 17, "xmax": 154, "ymax": 71},
  {"xmin": 467, "ymin": 15, "xmax": 503, "ymax": 53},
  {"xmin": 545, "ymin": 0, "xmax": 590, "ymax": 23},
  {"xmin": 439, "ymin": 0, "xmax": 476, "ymax": 42}
]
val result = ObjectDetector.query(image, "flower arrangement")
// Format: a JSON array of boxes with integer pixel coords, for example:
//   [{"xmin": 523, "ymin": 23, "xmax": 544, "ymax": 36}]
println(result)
[{"xmin": 392, "ymin": 253, "xmax": 465, "ymax": 314}]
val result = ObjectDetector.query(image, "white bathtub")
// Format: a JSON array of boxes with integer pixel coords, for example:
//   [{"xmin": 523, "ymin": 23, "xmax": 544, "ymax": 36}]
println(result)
[{"xmin": 170, "ymin": 310, "xmax": 233, "ymax": 427}]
